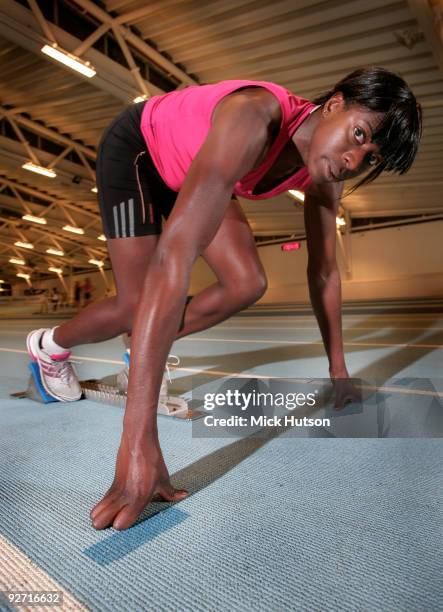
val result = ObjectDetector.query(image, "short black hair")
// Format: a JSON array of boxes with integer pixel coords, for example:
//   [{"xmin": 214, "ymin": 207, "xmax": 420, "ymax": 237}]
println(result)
[{"xmin": 313, "ymin": 66, "xmax": 422, "ymax": 192}]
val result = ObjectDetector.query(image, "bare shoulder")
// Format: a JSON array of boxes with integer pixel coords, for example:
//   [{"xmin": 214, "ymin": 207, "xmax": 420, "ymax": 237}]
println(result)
[
  {"xmin": 212, "ymin": 86, "xmax": 282, "ymax": 127},
  {"xmin": 305, "ymin": 180, "xmax": 343, "ymax": 208}
]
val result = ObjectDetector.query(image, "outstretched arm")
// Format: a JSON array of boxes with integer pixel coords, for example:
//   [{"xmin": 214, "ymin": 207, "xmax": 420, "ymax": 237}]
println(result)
[
  {"xmin": 304, "ymin": 182, "xmax": 347, "ymax": 377},
  {"xmin": 304, "ymin": 184, "xmax": 361, "ymax": 409},
  {"xmin": 90, "ymin": 93, "xmax": 273, "ymax": 530}
]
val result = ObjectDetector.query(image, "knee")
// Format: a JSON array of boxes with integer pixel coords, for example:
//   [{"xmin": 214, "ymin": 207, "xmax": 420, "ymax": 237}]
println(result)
[
  {"xmin": 234, "ymin": 273, "xmax": 268, "ymax": 308},
  {"xmin": 115, "ymin": 293, "xmax": 140, "ymax": 329}
]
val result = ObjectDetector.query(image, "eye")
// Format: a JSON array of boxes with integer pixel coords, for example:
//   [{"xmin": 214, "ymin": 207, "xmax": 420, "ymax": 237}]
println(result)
[
  {"xmin": 368, "ymin": 153, "xmax": 379, "ymax": 166},
  {"xmin": 354, "ymin": 126, "xmax": 366, "ymax": 143}
]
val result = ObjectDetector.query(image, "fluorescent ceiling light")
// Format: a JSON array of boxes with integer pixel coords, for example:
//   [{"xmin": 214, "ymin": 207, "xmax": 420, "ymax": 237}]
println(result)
[
  {"xmin": 22, "ymin": 162, "xmax": 57, "ymax": 178},
  {"xmin": 48, "ymin": 267, "xmax": 63, "ymax": 274},
  {"xmin": 88, "ymin": 259, "xmax": 104, "ymax": 267},
  {"xmin": 336, "ymin": 217, "xmax": 346, "ymax": 227},
  {"xmin": 22, "ymin": 214, "xmax": 47, "ymax": 225},
  {"xmin": 62, "ymin": 225, "xmax": 84, "ymax": 235},
  {"xmin": 14, "ymin": 241, "xmax": 34, "ymax": 250},
  {"xmin": 16, "ymin": 273, "xmax": 30, "ymax": 279},
  {"xmin": 288, "ymin": 190, "xmax": 305, "ymax": 202},
  {"xmin": 41, "ymin": 44, "xmax": 96, "ymax": 78},
  {"xmin": 9, "ymin": 257, "xmax": 25, "ymax": 265},
  {"xmin": 91, "ymin": 186, "xmax": 98, "ymax": 193},
  {"xmin": 97, "ymin": 234, "xmax": 106, "ymax": 241},
  {"xmin": 46, "ymin": 248, "xmax": 65, "ymax": 256}
]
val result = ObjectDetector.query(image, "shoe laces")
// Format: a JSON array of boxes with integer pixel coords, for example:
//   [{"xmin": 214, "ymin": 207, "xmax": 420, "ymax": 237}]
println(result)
[
  {"xmin": 165, "ymin": 354, "xmax": 180, "ymax": 383},
  {"xmin": 46, "ymin": 355, "xmax": 81, "ymax": 384}
]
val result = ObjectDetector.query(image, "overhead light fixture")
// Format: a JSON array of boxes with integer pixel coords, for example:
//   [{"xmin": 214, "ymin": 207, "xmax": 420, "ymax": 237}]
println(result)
[
  {"xmin": 88, "ymin": 259, "xmax": 104, "ymax": 267},
  {"xmin": 16, "ymin": 272, "xmax": 30, "ymax": 279},
  {"xmin": 91, "ymin": 186, "xmax": 98, "ymax": 193},
  {"xmin": 41, "ymin": 44, "xmax": 96, "ymax": 78},
  {"xmin": 9, "ymin": 257, "xmax": 25, "ymax": 265},
  {"xmin": 22, "ymin": 161, "xmax": 57, "ymax": 178},
  {"xmin": 22, "ymin": 214, "xmax": 47, "ymax": 225},
  {"xmin": 46, "ymin": 248, "xmax": 65, "ymax": 256},
  {"xmin": 336, "ymin": 217, "xmax": 346, "ymax": 227},
  {"xmin": 14, "ymin": 241, "xmax": 34, "ymax": 250},
  {"xmin": 97, "ymin": 234, "xmax": 106, "ymax": 241},
  {"xmin": 48, "ymin": 266, "xmax": 63, "ymax": 274},
  {"xmin": 288, "ymin": 190, "xmax": 305, "ymax": 202},
  {"xmin": 134, "ymin": 94, "xmax": 148, "ymax": 103},
  {"xmin": 62, "ymin": 225, "xmax": 84, "ymax": 235}
]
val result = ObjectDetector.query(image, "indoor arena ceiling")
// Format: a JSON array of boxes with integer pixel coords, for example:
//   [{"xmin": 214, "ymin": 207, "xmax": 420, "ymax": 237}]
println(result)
[{"xmin": 0, "ymin": 0, "xmax": 442, "ymax": 281}]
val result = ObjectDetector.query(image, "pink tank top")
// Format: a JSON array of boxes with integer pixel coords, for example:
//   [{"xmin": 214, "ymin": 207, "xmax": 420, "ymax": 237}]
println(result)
[{"xmin": 140, "ymin": 80, "xmax": 316, "ymax": 199}]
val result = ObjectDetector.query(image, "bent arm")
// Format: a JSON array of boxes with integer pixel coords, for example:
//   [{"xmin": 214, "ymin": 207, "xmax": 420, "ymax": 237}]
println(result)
[
  {"xmin": 304, "ymin": 183, "xmax": 348, "ymax": 377},
  {"xmin": 123, "ymin": 97, "xmax": 270, "ymax": 444}
]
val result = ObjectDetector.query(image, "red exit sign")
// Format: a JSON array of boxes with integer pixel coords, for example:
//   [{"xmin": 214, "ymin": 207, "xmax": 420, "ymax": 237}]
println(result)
[{"xmin": 281, "ymin": 242, "xmax": 301, "ymax": 252}]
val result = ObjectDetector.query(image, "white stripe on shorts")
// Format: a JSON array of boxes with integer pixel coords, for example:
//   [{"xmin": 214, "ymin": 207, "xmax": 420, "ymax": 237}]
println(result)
[
  {"xmin": 128, "ymin": 198, "xmax": 135, "ymax": 237},
  {"xmin": 120, "ymin": 201, "xmax": 126, "ymax": 237},
  {"xmin": 112, "ymin": 205, "xmax": 120, "ymax": 238}
]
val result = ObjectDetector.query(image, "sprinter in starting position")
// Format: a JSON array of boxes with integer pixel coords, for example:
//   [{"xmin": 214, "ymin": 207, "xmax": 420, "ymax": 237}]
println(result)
[{"xmin": 27, "ymin": 66, "xmax": 422, "ymax": 530}]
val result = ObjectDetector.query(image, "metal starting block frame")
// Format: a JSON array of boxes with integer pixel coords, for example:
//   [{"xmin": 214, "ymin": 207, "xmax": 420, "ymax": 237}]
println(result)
[
  {"xmin": 81, "ymin": 374, "xmax": 201, "ymax": 420},
  {"xmin": 13, "ymin": 361, "xmax": 204, "ymax": 421}
]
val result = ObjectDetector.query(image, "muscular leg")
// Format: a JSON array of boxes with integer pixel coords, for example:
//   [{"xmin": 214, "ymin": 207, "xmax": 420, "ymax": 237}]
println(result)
[
  {"xmin": 176, "ymin": 198, "xmax": 267, "ymax": 338},
  {"xmin": 55, "ymin": 200, "xmax": 264, "ymax": 349},
  {"xmin": 54, "ymin": 235, "xmax": 158, "ymax": 348}
]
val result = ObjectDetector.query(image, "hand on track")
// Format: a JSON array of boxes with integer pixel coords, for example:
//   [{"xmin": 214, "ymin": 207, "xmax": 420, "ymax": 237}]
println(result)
[{"xmin": 90, "ymin": 437, "xmax": 188, "ymax": 530}]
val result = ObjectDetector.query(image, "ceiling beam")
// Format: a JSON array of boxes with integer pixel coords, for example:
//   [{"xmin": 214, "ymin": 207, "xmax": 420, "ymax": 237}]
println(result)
[
  {"xmin": 407, "ymin": 0, "xmax": 443, "ymax": 79},
  {"xmin": 0, "ymin": 177, "xmax": 100, "ymax": 222},
  {"xmin": 1, "ymin": 105, "xmax": 96, "ymax": 159},
  {"xmin": 0, "ymin": 0, "xmax": 164, "ymax": 103},
  {"xmin": 70, "ymin": 0, "xmax": 197, "ymax": 87}
]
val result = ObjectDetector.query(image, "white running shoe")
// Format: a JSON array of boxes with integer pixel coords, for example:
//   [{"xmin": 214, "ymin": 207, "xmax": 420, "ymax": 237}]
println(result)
[
  {"xmin": 116, "ymin": 350, "xmax": 175, "ymax": 399},
  {"xmin": 116, "ymin": 350, "xmax": 187, "ymax": 416},
  {"xmin": 26, "ymin": 328, "xmax": 82, "ymax": 402}
]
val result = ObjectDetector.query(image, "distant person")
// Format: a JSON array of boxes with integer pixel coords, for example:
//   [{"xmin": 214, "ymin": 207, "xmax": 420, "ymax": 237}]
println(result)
[
  {"xmin": 49, "ymin": 287, "xmax": 60, "ymax": 312},
  {"xmin": 73, "ymin": 281, "xmax": 82, "ymax": 310},
  {"xmin": 39, "ymin": 288, "xmax": 49, "ymax": 314},
  {"xmin": 82, "ymin": 278, "xmax": 92, "ymax": 307}
]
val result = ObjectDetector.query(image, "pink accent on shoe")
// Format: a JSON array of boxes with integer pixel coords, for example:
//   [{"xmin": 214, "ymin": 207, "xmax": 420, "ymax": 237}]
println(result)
[{"xmin": 49, "ymin": 351, "xmax": 71, "ymax": 361}]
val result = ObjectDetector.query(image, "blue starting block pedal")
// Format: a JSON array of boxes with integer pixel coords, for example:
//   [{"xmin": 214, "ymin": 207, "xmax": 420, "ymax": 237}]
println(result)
[
  {"xmin": 10, "ymin": 363, "xmax": 59, "ymax": 403},
  {"xmin": 123, "ymin": 349, "xmax": 130, "ymax": 367},
  {"xmin": 12, "ymin": 362, "xmax": 60, "ymax": 403}
]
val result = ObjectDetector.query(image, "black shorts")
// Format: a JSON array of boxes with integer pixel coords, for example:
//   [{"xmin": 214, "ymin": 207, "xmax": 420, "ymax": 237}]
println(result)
[{"xmin": 96, "ymin": 102, "xmax": 178, "ymax": 238}]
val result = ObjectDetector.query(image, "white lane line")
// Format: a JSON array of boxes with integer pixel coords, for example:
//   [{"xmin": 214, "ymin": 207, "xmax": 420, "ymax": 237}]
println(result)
[
  {"xmin": 244, "ymin": 315, "xmax": 443, "ymax": 321},
  {"xmin": 0, "ymin": 347, "xmax": 124, "ymax": 366},
  {"xmin": 3, "ymin": 330, "xmax": 443, "ymax": 364},
  {"xmin": 0, "ymin": 534, "xmax": 87, "ymax": 611},
  {"xmin": 3, "ymin": 326, "xmax": 443, "ymax": 335},
  {"xmin": 215, "ymin": 325, "xmax": 443, "ymax": 331},
  {"xmin": 182, "ymin": 337, "xmax": 443, "ymax": 349},
  {"xmin": 2, "ymin": 350, "xmax": 440, "ymax": 399}
]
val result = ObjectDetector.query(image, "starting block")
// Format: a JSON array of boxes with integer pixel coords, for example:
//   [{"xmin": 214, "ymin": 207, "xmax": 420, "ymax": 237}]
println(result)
[
  {"xmin": 13, "ymin": 354, "xmax": 203, "ymax": 420},
  {"xmin": 15, "ymin": 361, "xmax": 60, "ymax": 404}
]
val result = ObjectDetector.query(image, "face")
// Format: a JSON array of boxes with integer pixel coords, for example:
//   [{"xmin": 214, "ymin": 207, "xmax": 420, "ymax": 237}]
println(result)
[{"xmin": 307, "ymin": 93, "xmax": 384, "ymax": 184}]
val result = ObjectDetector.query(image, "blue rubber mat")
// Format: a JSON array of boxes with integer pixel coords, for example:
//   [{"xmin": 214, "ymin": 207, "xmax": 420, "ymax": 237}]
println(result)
[
  {"xmin": 1, "ymin": 312, "xmax": 442, "ymax": 611},
  {"xmin": 0, "ymin": 391, "xmax": 442, "ymax": 611}
]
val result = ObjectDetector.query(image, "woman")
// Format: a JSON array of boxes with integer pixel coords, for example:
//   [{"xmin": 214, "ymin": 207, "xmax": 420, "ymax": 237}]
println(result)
[{"xmin": 26, "ymin": 66, "xmax": 422, "ymax": 530}]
